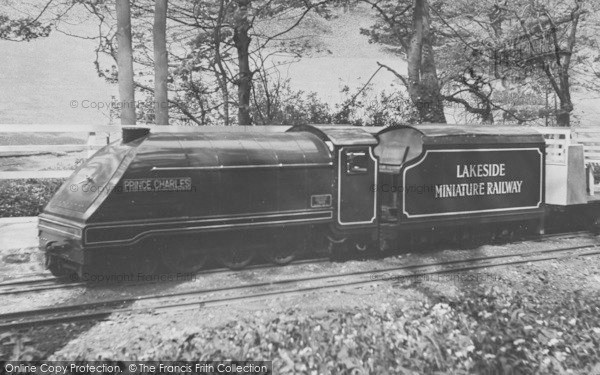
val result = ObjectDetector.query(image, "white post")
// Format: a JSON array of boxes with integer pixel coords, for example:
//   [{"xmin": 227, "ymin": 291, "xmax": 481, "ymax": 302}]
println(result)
[{"xmin": 87, "ymin": 132, "xmax": 96, "ymax": 158}]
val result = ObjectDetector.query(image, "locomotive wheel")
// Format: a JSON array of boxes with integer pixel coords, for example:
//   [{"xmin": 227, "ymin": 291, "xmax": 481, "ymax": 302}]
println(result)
[
  {"xmin": 261, "ymin": 245, "xmax": 298, "ymax": 265},
  {"xmin": 216, "ymin": 247, "xmax": 255, "ymax": 270},
  {"xmin": 261, "ymin": 233, "xmax": 305, "ymax": 265},
  {"xmin": 354, "ymin": 241, "xmax": 369, "ymax": 252},
  {"xmin": 161, "ymin": 247, "xmax": 209, "ymax": 274}
]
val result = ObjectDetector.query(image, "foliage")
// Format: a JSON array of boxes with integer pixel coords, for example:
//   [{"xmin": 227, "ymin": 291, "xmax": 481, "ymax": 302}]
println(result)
[
  {"xmin": 0, "ymin": 14, "xmax": 51, "ymax": 41},
  {"xmin": 360, "ymin": 0, "xmax": 595, "ymax": 125},
  {"xmin": 250, "ymin": 76, "xmax": 419, "ymax": 127},
  {"xmin": 251, "ymin": 78, "xmax": 333, "ymax": 126},
  {"xmin": 333, "ymin": 84, "xmax": 420, "ymax": 126},
  {"xmin": 0, "ymin": 179, "xmax": 64, "ymax": 217},
  {"xmin": 49, "ymin": 0, "xmax": 336, "ymax": 126},
  {"xmin": 454, "ymin": 287, "xmax": 600, "ymax": 374},
  {"xmin": 47, "ymin": 281, "xmax": 600, "ymax": 374}
]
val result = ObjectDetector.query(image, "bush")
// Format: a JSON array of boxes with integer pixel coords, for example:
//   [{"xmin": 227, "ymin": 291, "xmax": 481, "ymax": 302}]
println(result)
[
  {"xmin": 52, "ymin": 286, "xmax": 599, "ymax": 373},
  {"xmin": 0, "ymin": 179, "xmax": 65, "ymax": 217},
  {"xmin": 333, "ymin": 84, "xmax": 420, "ymax": 126},
  {"xmin": 251, "ymin": 78, "xmax": 333, "ymax": 126}
]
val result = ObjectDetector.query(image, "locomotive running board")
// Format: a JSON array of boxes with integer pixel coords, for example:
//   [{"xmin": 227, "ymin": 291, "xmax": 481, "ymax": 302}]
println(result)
[{"xmin": 83, "ymin": 210, "xmax": 333, "ymax": 247}]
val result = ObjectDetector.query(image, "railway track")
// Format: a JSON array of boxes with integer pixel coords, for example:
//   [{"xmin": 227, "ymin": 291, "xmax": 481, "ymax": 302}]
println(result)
[
  {"xmin": 1, "ymin": 238, "xmax": 599, "ymax": 331},
  {"xmin": 0, "ymin": 230, "xmax": 591, "ymax": 296},
  {"xmin": 0, "ymin": 257, "xmax": 331, "ymax": 296}
]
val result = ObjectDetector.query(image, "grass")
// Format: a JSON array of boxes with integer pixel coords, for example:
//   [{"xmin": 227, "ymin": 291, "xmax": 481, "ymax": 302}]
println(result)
[{"xmin": 0, "ymin": 178, "xmax": 65, "ymax": 217}]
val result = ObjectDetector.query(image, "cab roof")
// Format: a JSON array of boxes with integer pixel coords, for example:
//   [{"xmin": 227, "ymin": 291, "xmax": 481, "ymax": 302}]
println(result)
[{"xmin": 289, "ymin": 125, "xmax": 379, "ymax": 146}]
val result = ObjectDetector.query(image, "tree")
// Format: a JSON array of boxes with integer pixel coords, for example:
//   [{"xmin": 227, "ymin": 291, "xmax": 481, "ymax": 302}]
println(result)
[
  {"xmin": 511, "ymin": 0, "xmax": 585, "ymax": 126},
  {"xmin": 407, "ymin": 0, "xmax": 446, "ymax": 123},
  {"xmin": 233, "ymin": 0, "xmax": 253, "ymax": 125},
  {"xmin": 0, "ymin": 1, "xmax": 53, "ymax": 42},
  {"xmin": 433, "ymin": 0, "xmax": 592, "ymax": 126},
  {"xmin": 363, "ymin": 0, "xmax": 447, "ymax": 123},
  {"xmin": 98, "ymin": 0, "xmax": 328, "ymax": 125},
  {"xmin": 154, "ymin": 0, "xmax": 169, "ymax": 125},
  {"xmin": 364, "ymin": 0, "xmax": 595, "ymax": 126},
  {"xmin": 16, "ymin": 0, "xmax": 333, "ymax": 125},
  {"xmin": 116, "ymin": 0, "xmax": 136, "ymax": 125}
]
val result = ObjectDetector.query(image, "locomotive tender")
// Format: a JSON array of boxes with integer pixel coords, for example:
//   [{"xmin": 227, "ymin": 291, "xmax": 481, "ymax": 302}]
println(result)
[{"xmin": 38, "ymin": 124, "xmax": 600, "ymax": 277}]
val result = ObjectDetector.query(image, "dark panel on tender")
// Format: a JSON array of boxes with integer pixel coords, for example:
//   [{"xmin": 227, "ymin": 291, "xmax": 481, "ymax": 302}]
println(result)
[{"xmin": 401, "ymin": 147, "xmax": 543, "ymax": 219}]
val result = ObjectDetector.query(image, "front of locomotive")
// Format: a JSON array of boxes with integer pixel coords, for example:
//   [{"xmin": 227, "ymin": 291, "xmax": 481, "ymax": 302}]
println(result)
[{"xmin": 38, "ymin": 128, "xmax": 146, "ymax": 277}]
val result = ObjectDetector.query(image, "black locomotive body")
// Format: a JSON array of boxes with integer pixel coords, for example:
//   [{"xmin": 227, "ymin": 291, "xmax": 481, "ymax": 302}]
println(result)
[
  {"xmin": 40, "ymin": 128, "xmax": 339, "ymax": 274},
  {"xmin": 38, "ymin": 123, "xmax": 589, "ymax": 277}
]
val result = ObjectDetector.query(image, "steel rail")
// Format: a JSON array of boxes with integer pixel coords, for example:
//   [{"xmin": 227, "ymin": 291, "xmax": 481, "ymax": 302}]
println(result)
[
  {"xmin": 1, "ymin": 242, "xmax": 598, "ymax": 330},
  {"xmin": 0, "ymin": 230, "xmax": 591, "ymax": 295},
  {"xmin": 0, "ymin": 257, "xmax": 331, "ymax": 296}
]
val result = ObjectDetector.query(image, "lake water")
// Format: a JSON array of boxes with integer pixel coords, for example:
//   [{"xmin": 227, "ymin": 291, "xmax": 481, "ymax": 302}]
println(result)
[{"xmin": 0, "ymin": 8, "xmax": 596, "ymax": 127}]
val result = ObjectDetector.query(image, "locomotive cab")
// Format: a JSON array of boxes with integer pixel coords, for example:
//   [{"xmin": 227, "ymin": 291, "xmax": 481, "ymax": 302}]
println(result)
[{"xmin": 289, "ymin": 125, "xmax": 379, "ymax": 249}]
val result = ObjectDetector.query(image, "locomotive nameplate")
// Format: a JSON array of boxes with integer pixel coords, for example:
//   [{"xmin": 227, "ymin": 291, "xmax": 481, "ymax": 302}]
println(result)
[
  {"xmin": 402, "ymin": 148, "xmax": 543, "ymax": 218},
  {"xmin": 311, "ymin": 194, "xmax": 332, "ymax": 208},
  {"xmin": 123, "ymin": 177, "xmax": 193, "ymax": 192}
]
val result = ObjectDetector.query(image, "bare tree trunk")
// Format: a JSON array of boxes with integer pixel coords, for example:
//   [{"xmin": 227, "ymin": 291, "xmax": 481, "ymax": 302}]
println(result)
[
  {"xmin": 233, "ymin": 0, "xmax": 252, "ymax": 125},
  {"xmin": 520, "ymin": 6, "xmax": 582, "ymax": 127},
  {"xmin": 214, "ymin": 0, "xmax": 230, "ymax": 125},
  {"xmin": 553, "ymin": 12, "xmax": 578, "ymax": 127},
  {"xmin": 407, "ymin": 0, "xmax": 446, "ymax": 123},
  {"xmin": 553, "ymin": 62, "xmax": 574, "ymax": 126},
  {"xmin": 153, "ymin": 0, "xmax": 169, "ymax": 125},
  {"xmin": 116, "ymin": 0, "xmax": 136, "ymax": 125}
]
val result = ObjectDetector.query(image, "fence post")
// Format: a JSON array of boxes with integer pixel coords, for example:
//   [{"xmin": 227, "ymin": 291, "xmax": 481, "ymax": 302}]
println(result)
[
  {"xmin": 87, "ymin": 132, "xmax": 96, "ymax": 158},
  {"xmin": 588, "ymin": 164, "xmax": 595, "ymax": 196}
]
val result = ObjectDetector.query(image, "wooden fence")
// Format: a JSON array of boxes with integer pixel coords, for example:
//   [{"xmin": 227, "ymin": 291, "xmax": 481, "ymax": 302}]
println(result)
[
  {"xmin": 0, "ymin": 124, "xmax": 290, "ymax": 179},
  {"xmin": 2, "ymin": 124, "xmax": 600, "ymax": 180}
]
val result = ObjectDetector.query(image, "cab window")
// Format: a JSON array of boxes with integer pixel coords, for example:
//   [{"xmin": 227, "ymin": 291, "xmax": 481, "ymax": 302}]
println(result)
[{"xmin": 346, "ymin": 150, "xmax": 369, "ymax": 175}]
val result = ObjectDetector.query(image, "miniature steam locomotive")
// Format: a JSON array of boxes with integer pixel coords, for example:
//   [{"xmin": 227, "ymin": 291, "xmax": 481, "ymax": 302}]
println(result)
[{"xmin": 38, "ymin": 124, "xmax": 600, "ymax": 277}]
